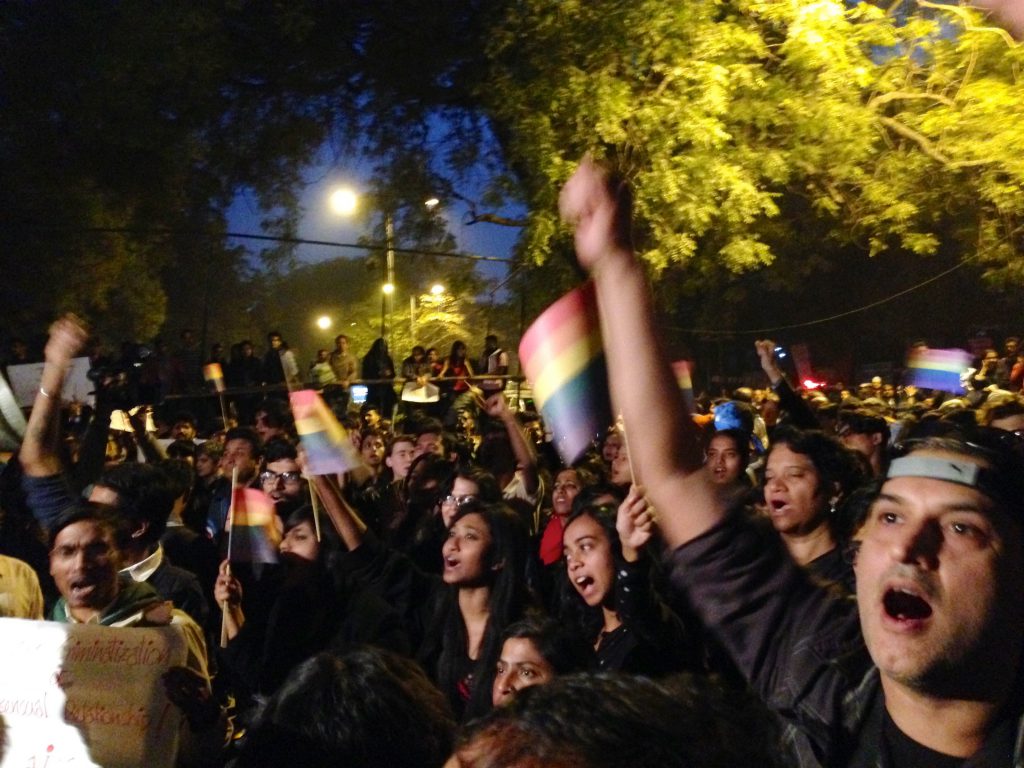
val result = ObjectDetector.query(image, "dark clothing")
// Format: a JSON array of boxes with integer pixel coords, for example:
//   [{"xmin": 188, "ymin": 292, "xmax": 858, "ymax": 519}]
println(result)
[
  {"xmin": 771, "ymin": 377, "xmax": 820, "ymax": 431},
  {"xmin": 149, "ymin": 557, "xmax": 210, "ymax": 629},
  {"xmin": 162, "ymin": 525, "xmax": 219, "ymax": 592},
  {"xmin": 806, "ymin": 545, "xmax": 856, "ymax": 595},
  {"xmin": 218, "ymin": 563, "xmax": 409, "ymax": 705},
  {"xmin": 361, "ymin": 351, "xmax": 397, "ymax": 417},
  {"xmin": 594, "ymin": 556, "xmax": 698, "ymax": 676},
  {"xmin": 333, "ymin": 533, "xmax": 503, "ymax": 720},
  {"xmin": 666, "ymin": 510, "xmax": 1024, "ymax": 767},
  {"xmin": 262, "ymin": 349, "xmax": 286, "ymax": 386},
  {"xmin": 21, "ymin": 472, "xmax": 79, "ymax": 533},
  {"xmin": 227, "ymin": 355, "xmax": 262, "ymax": 389}
]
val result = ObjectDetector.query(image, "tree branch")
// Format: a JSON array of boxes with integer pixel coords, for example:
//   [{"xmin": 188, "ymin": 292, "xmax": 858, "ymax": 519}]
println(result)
[
  {"xmin": 868, "ymin": 91, "xmax": 956, "ymax": 108},
  {"xmin": 878, "ymin": 116, "xmax": 953, "ymax": 166}
]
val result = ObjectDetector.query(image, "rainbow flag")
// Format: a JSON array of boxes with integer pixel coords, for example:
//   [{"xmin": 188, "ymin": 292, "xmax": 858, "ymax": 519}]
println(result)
[
  {"xmin": 672, "ymin": 360, "xmax": 695, "ymax": 412},
  {"xmin": 289, "ymin": 389, "xmax": 363, "ymax": 475},
  {"xmin": 227, "ymin": 487, "xmax": 280, "ymax": 563},
  {"xmin": 203, "ymin": 363, "xmax": 225, "ymax": 393},
  {"xmin": 519, "ymin": 282, "xmax": 611, "ymax": 464},
  {"xmin": 905, "ymin": 348, "xmax": 971, "ymax": 393}
]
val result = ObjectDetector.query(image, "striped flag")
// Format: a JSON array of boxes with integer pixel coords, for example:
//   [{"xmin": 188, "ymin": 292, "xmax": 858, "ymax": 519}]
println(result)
[
  {"xmin": 203, "ymin": 363, "xmax": 225, "ymax": 393},
  {"xmin": 905, "ymin": 348, "xmax": 971, "ymax": 393},
  {"xmin": 227, "ymin": 487, "xmax": 280, "ymax": 563},
  {"xmin": 289, "ymin": 389, "xmax": 363, "ymax": 475},
  {"xmin": 671, "ymin": 360, "xmax": 696, "ymax": 412},
  {"xmin": 519, "ymin": 282, "xmax": 612, "ymax": 464}
]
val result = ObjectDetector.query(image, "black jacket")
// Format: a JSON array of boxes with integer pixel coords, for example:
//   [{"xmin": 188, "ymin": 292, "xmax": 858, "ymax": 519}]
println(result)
[{"xmin": 667, "ymin": 511, "xmax": 1024, "ymax": 768}]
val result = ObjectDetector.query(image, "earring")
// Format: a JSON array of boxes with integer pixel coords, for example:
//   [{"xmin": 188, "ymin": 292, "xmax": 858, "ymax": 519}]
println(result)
[{"xmin": 829, "ymin": 499, "xmax": 838, "ymax": 515}]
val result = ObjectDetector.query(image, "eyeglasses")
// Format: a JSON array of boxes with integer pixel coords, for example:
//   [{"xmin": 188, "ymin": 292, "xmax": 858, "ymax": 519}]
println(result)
[
  {"xmin": 442, "ymin": 494, "xmax": 477, "ymax": 508},
  {"xmin": 260, "ymin": 470, "xmax": 303, "ymax": 485}
]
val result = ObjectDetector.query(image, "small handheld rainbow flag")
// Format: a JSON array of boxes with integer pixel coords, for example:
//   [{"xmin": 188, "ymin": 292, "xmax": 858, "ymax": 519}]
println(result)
[
  {"xmin": 905, "ymin": 348, "xmax": 971, "ymax": 393},
  {"xmin": 289, "ymin": 389, "xmax": 363, "ymax": 475},
  {"xmin": 671, "ymin": 360, "xmax": 696, "ymax": 412},
  {"xmin": 519, "ymin": 282, "xmax": 612, "ymax": 464},
  {"xmin": 203, "ymin": 363, "xmax": 226, "ymax": 393},
  {"xmin": 227, "ymin": 487, "xmax": 280, "ymax": 563}
]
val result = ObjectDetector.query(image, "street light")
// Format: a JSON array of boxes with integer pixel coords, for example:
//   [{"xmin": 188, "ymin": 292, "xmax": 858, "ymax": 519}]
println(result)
[
  {"xmin": 316, "ymin": 315, "xmax": 332, "ymax": 330},
  {"xmin": 328, "ymin": 187, "xmax": 437, "ymax": 352}
]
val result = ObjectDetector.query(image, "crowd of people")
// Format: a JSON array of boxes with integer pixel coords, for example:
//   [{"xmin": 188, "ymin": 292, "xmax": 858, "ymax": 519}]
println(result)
[{"xmin": 2, "ymin": 161, "xmax": 1024, "ymax": 767}]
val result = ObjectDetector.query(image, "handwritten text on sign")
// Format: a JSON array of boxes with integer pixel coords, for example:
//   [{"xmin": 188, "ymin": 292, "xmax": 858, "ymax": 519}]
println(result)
[{"xmin": 0, "ymin": 618, "xmax": 187, "ymax": 768}]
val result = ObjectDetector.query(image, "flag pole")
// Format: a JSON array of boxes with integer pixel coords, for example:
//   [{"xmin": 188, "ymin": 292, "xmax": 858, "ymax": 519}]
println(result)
[
  {"xmin": 220, "ymin": 467, "xmax": 239, "ymax": 649},
  {"xmin": 308, "ymin": 478, "xmax": 322, "ymax": 542}
]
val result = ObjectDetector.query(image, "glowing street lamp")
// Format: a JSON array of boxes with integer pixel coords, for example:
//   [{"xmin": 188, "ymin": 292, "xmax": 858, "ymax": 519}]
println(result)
[
  {"xmin": 316, "ymin": 315, "xmax": 332, "ymax": 330},
  {"xmin": 430, "ymin": 283, "xmax": 445, "ymax": 296},
  {"xmin": 328, "ymin": 186, "xmax": 440, "ymax": 350},
  {"xmin": 329, "ymin": 188, "xmax": 358, "ymax": 216}
]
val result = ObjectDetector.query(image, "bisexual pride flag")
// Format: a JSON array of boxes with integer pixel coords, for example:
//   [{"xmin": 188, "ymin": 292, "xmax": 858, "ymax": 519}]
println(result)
[
  {"xmin": 905, "ymin": 348, "xmax": 971, "ymax": 393},
  {"xmin": 203, "ymin": 363, "xmax": 225, "ymax": 393},
  {"xmin": 289, "ymin": 389, "xmax": 363, "ymax": 475},
  {"xmin": 519, "ymin": 282, "xmax": 612, "ymax": 464},
  {"xmin": 227, "ymin": 488, "xmax": 280, "ymax": 563}
]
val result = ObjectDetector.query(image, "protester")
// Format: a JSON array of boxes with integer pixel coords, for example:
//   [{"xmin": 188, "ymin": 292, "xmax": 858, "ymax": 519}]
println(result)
[
  {"xmin": 560, "ymin": 488, "xmax": 697, "ymax": 676},
  {"xmin": 560, "ymin": 156, "xmax": 1024, "ymax": 767}
]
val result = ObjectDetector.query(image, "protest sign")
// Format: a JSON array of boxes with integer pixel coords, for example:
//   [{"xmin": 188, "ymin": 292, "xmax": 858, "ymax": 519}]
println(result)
[
  {"xmin": 0, "ymin": 618, "xmax": 187, "ymax": 768},
  {"xmin": 5, "ymin": 358, "xmax": 94, "ymax": 407}
]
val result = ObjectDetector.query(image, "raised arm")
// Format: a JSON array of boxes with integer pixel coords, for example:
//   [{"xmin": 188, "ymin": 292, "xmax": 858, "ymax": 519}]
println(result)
[
  {"xmin": 560, "ymin": 158, "xmax": 722, "ymax": 548},
  {"xmin": 310, "ymin": 473, "xmax": 367, "ymax": 552},
  {"xmin": 21, "ymin": 315, "xmax": 89, "ymax": 477},
  {"xmin": 755, "ymin": 339, "xmax": 817, "ymax": 430},
  {"xmin": 482, "ymin": 392, "xmax": 539, "ymax": 496}
]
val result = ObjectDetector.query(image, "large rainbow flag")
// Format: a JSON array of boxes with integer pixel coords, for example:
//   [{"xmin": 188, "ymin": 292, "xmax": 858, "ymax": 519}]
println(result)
[
  {"xmin": 519, "ymin": 282, "xmax": 611, "ymax": 464},
  {"xmin": 227, "ymin": 487, "xmax": 280, "ymax": 563},
  {"xmin": 905, "ymin": 348, "xmax": 971, "ymax": 393},
  {"xmin": 289, "ymin": 389, "xmax": 363, "ymax": 475}
]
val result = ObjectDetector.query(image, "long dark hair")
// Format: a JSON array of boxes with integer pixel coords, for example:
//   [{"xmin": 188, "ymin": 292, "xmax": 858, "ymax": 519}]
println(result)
[
  {"xmin": 422, "ymin": 500, "xmax": 531, "ymax": 720},
  {"xmin": 448, "ymin": 340, "xmax": 467, "ymax": 365},
  {"xmin": 557, "ymin": 503, "xmax": 622, "ymax": 642}
]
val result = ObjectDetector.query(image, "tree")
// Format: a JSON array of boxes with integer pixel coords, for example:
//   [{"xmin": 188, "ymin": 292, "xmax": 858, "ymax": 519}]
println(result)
[{"xmin": 480, "ymin": 0, "xmax": 1024, "ymax": 285}]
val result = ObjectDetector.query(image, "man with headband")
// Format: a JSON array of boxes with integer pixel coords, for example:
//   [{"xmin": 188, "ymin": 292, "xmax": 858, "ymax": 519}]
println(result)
[{"xmin": 560, "ymin": 157, "xmax": 1024, "ymax": 767}]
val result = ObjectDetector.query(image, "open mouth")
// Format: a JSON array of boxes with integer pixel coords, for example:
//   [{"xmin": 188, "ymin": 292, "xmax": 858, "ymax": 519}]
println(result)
[
  {"xmin": 69, "ymin": 578, "xmax": 97, "ymax": 598},
  {"xmin": 444, "ymin": 557, "xmax": 459, "ymax": 569},
  {"xmin": 574, "ymin": 575, "xmax": 594, "ymax": 591},
  {"xmin": 883, "ymin": 587, "xmax": 933, "ymax": 622}
]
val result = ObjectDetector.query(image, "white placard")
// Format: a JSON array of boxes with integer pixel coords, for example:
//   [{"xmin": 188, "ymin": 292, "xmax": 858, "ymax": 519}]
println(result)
[
  {"xmin": 6, "ymin": 358, "xmax": 94, "ymax": 407},
  {"xmin": 0, "ymin": 618, "xmax": 187, "ymax": 768}
]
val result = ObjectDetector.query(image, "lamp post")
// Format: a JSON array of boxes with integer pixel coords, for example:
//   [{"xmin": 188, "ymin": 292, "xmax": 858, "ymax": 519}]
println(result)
[
  {"xmin": 383, "ymin": 213, "xmax": 395, "ymax": 351},
  {"xmin": 329, "ymin": 186, "xmax": 437, "ymax": 353},
  {"xmin": 410, "ymin": 283, "xmax": 445, "ymax": 340}
]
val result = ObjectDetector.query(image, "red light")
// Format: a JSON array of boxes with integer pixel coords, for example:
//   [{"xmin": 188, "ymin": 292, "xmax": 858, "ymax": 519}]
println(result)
[{"xmin": 803, "ymin": 379, "xmax": 824, "ymax": 390}]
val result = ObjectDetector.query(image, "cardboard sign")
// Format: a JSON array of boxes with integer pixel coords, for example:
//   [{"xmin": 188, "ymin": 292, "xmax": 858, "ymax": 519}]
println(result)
[
  {"xmin": 0, "ymin": 618, "xmax": 187, "ymax": 768},
  {"xmin": 6, "ymin": 358, "xmax": 94, "ymax": 407},
  {"xmin": 0, "ymin": 371, "xmax": 27, "ymax": 451}
]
